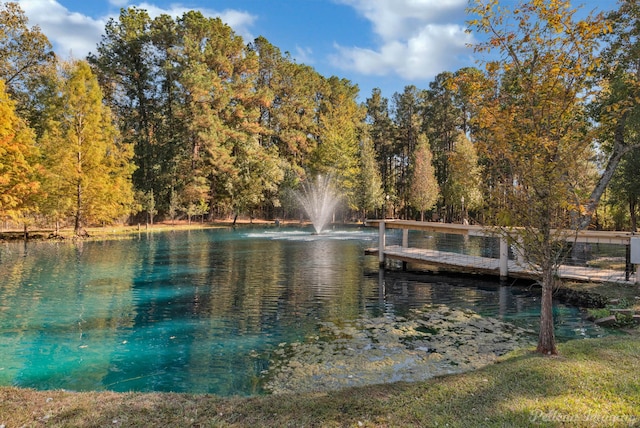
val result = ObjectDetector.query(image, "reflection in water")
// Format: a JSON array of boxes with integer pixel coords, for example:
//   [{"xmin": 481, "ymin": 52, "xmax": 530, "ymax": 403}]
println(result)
[
  {"xmin": 376, "ymin": 270, "xmax": 586, "ymax": 334},
  {"xmin": 0, "ymin": 228, "xmax": 605, "ymax": 395}
]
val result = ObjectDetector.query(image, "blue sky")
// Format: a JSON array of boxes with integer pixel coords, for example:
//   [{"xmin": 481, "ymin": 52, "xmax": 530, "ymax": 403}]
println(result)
[{"xmin": 16, "ymin": 0, "xmax": 614, "ymax": 101}]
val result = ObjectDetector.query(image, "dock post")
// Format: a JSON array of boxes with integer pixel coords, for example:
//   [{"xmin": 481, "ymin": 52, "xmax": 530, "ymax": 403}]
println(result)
[
  {"xmin": 379, "ymin": 221, "xmax": 386, "ymax": 267},
  {"xmin": 516, "ymin": 236, "xmax": 526, "ymax": 265},
  {"xmin": 499, "ymin": 237, "xmax": 509, "ymax": 279},
  {"xmin": 626, "ymin": 236, "xmax": 640, "ymax": 284},
  {"xmin": 402, "ymin": 228, "xmax": 408, "ymax": 270}
]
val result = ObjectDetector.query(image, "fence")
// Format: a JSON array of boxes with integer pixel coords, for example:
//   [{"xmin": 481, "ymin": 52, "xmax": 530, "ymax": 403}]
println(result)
[{"xmin": 365, "ymin": 220, "xmax": 638, "ymax": 284}]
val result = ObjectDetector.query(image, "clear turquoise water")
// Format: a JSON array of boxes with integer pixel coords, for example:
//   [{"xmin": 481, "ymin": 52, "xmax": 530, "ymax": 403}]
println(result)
[{"xmin": 0, "ymin": 227, "xmax": 606, "ymax": 395}]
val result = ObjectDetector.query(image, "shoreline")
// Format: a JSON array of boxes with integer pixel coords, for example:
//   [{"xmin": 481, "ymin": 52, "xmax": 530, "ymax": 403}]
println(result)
[{"xmin": 0, "ymin": 219, "xmax": 323, "ymax": 242}]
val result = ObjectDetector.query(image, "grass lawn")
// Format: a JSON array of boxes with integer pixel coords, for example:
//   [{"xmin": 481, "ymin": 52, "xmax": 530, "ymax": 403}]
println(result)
[{"xmin": 1, "ymin": 333, "xmax": 638, "ymax": 427}]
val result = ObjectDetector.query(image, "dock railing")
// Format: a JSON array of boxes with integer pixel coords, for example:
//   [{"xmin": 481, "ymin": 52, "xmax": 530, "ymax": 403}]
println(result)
[{"xmin": 365, "ymin": 219, "xmax": 640, "ymax": 284}]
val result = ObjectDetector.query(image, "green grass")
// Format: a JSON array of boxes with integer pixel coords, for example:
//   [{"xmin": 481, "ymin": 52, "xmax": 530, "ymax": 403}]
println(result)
[
  {"xmin": 1, "ymin": 334, "xmax": 638, "ymax": 427},
  {"xmin": 563, "ymin": 280, "xmax": 640, "ymax": 313}
]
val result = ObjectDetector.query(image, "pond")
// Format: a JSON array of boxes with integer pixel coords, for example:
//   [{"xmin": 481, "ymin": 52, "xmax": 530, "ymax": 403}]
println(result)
[{"xmin": 0, "ymin": 227, "xmax": 606, "ymax": 395}]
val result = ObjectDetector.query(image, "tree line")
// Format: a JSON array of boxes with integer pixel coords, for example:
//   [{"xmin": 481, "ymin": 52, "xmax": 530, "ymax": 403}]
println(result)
[{"xmin": 2, "ymin": 1, "xmax": 639, "ymax": 233}]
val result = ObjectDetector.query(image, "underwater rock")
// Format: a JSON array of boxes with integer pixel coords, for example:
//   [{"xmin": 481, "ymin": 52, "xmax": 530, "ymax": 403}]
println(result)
[
  {"xmin": 594, "ymin": 315, "xmax": 617, "ymax": 327},
  {"xmin": 427, "ymin": 352, "xmax": 444, "ymax": 361}
]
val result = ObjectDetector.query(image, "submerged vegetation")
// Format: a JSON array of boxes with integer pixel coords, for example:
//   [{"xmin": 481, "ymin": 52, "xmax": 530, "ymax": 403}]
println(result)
[{"xmin": 263, "ymin": 305, "xmax": 535, "ymax": 394}]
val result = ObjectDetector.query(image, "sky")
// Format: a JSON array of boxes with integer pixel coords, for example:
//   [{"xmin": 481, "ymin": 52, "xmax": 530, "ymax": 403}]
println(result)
[{"xmin": 15, "ymin": 0, "xmax": 613, "ymax": 101}]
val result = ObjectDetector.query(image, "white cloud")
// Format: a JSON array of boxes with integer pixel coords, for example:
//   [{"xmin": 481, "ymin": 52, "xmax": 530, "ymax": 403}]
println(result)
[
  {"xmin": 135, "ymin": 2, "xmax": 257, "ymax": 41},
  {"xmin": 294, "ymin": 45, "xmax": 314, "ymax": 65},
  {"xmin": 332, "ymin": 0, "xmax": 475, "ymax": 80},
  {"xmin": 17, "ymin": 0, "xmax": 106, "ymax": 59},
  {"xmin": 109, "ymin": 0, "xmax": 130, "ymax": 7},
  {"xmin": 17, "ymin": 0, "xmax": 257, "ymax": 60}
]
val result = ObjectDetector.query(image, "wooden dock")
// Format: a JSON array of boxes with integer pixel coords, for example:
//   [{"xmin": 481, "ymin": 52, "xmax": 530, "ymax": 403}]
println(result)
[{"xmin": 365, "ymin": 220, "xmax": 639, "ymax": 284}]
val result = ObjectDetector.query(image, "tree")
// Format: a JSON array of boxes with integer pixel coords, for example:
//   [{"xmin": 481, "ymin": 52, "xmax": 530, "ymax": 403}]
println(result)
[
  {"xmin": 468, "ymin": 0, "xmax": 608, "ymax": 354},
  {"xmin": 175, "ymin": 11, "xmax": 278, "ymax": 220},
  {"xmin": 0, "ymin": 2, "xmax": 55, "ymax": 125},
  {"xmin": 365, "ymin": 88, "xmax": 396, "ymax": 208},
  {"xmin": 40, "ymin": 60, "xmax": 135, "ymax": 235},
  {"xmin": 136, "ymin": 189, "xmax": 157, "ymax": 225},
  {"xmin": 607, "ymin": 151, "xmax": 640, "ymax": 231},
  {"xmin": 230, "ymin": 138, "xmax": 284, "ymax": 222},
  {"xmin": 450, "ymin": 67, "xmax": 488, "ymax": 136},
  {"xmin": 180, "ymin": 175, "xmax": 210, "ymax": 222},
  {"xmin": 149, "ymin": 13, "xmax": 188, "ymax": 207},
  {"xmin": 167, "ymin": 187, "xmax": 180, "ymax": 225},
  {"xmin": 311, "ymin": 76, "xmax": 364, "ymax": 209},
  {"xmin": 88, "ymin": 8, "xmax": 158, "ymax": 193},
  {"xmin": 409, "ymin": 135, "xmax": 439, "ymax": 221},
  {"xmin": 596, "ymin": 0, "xmax": 640, "ymax": 232},
  {"xmin": 446, "ymin": 134, "xmax": 483, "ymax": 223},
  {"xmin": 0, "ymin": 79, "xmax": 40, "ymax": 221},
  {"xmin": 250, "ymin": 38, "xmax": 323, "ymax": 180},
  {"xmin": 393, "ymin": 85, "xmax": 423, "ymax": 218},
  {"xmin": 355, "ymin": 134, "xmax": 384, "ymax": 221},
  {"xmin": 422, "ymin": 72, "xmax": 461, "ymax": 220}
]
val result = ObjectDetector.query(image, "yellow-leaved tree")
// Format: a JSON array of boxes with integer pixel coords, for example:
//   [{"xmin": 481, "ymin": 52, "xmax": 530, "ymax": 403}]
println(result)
[
  {"xmin": 468, "ymin": 0, "xmax": 608, "ymax": 354},
  {"xmin": 0, "ymin": 79, "xmax": 40, "ymax": 225},
  {"xmin": 40, "ymin": 60, "xmax": 135, "ymax": 235},
  {"xmin": 409, "ymin": 134, "xmax": 439, "ymax": 221},
  {"xmin": 447, "ymin": 133, "xmax": 483, "ymax": 223},
  {"xmin": 312, "ymin": 77, "xmax": 365, "ymax": 210}
]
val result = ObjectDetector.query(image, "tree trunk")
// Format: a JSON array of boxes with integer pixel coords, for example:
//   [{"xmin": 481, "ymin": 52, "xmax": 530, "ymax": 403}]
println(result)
[
  {"xmin": 580, "ymin": 117, "xmax": 639, "ymax": 229},
  {"xmin": 75, "ymin": 182, "xmax": 82, "ymax": 235},
  {"xmin": 536, "ymin": 266, "xmax": 558, "ymax": 355},
  {"xmin": 630, "ymin": 198, "xmax": 637, "ymax": 233}
]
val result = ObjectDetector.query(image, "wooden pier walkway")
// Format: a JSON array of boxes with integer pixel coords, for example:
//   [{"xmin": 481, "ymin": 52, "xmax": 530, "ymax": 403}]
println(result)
[{"xmin": 365, "ymin": 220, "xmax": 639, "ymax": 285}]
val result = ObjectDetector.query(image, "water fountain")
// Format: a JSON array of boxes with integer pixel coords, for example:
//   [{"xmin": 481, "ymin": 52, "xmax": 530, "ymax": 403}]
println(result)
[{"xmin": 295, "ymin": 175, "xmax": 341, "ymax": 234}]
